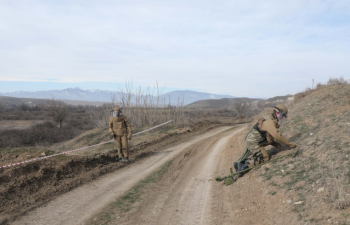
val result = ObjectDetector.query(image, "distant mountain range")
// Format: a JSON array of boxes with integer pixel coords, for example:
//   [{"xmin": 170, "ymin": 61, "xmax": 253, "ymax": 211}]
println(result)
[{"xmin": 0, "ymin": 88, "xmax": 236, "ymax": 106}]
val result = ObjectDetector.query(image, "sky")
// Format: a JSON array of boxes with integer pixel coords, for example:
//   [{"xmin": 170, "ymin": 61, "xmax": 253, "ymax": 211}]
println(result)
[{"xmin": 0, "ymin": 0, "xmax": 350, "ymax": 98}]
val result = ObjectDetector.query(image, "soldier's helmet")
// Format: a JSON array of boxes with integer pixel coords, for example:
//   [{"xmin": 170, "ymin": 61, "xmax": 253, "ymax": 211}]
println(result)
[
  {"xmin": 274, "ymin": 104, "xmax": 288, "ymax": 117},
  {"xmin": 113, "ymin": 107, "xmax": 121, "ymax": 112}
]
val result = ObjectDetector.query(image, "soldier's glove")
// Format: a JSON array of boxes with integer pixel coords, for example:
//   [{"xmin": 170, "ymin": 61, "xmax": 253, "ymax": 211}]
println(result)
[
  {"xmin": 110, "ymin": 132, "xmax": 116, "ymax": 138},
  {"xmin": 288, "ymin": 142, "xmax": 297, "ymax": 149},
  {"xmin": 127, "ymin": 133, "xmax": 132, "ymax": 140}
]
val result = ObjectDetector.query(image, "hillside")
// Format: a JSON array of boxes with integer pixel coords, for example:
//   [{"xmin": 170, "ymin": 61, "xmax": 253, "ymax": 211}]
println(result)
[
  {"xmin": 185, "ymin": 97, "xmax": 260, "ymax": 109},
  {"xmin": 249, "ymin": 83, "xmax": 350, "ymax": 223},
  {"xmin": 185, "ymin": 95, "xmax": 293, "ymax": 109}
]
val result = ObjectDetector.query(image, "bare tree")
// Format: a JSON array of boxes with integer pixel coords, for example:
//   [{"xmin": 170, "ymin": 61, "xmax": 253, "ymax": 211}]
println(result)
[
  {"xmin": 45, "ymin": 99, "xmax": 70, "ymax": 129},
  {"xmin": 115, "ymin": 81, "xmax": 186, "ymax": 128},
  {"xmin": 234, "ymin": 101, "xmax": 250, "ymax": 118}
]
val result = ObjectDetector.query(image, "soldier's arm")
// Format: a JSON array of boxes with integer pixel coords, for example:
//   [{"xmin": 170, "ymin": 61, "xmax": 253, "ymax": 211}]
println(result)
[
  {"xmin": 123, "ymin": 116, "xmax": 132, "ymax": 137},
  {"xmin": 108, "ymin": 117, "xmax": 113, "ymax": 133},
  {"xmin": 262, "ymin": 120, "xmax": 296, "ymax": 148}
]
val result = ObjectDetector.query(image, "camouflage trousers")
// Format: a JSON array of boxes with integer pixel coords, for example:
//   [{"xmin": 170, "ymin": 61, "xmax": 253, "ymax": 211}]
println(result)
[
  {"xmin": 114, "ymin": 135, "xmax": 129, "ymax": 158},
  {"xmin": 238, "ymin": 144, "xmax": 270, "ymax": 166}
]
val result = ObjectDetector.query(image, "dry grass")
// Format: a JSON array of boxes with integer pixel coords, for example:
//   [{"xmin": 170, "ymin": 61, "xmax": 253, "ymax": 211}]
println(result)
[
  {"xmin": 329, "ymin": 161, "xmax": 350, "ymax": 210},
  {"xmin": 293, "ymin": 76, "xmax": 349, "ymax": 102},
  {"xmin": 256, "ymin": 80, "xmax": 350, "ymax": 222}
]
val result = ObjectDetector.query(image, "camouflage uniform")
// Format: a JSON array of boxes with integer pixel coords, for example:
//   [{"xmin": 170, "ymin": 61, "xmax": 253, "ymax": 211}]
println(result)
[
  {"xmin": 109, "ymin": 107, "xmax": 132, "ymax": 161},
  {"xmin": 237, "ymin": 104, "xmax": 297, "ymax": 169},
  {"xmin": 242, "ymin": 114, "xmax": 296, "ymax": 166}
]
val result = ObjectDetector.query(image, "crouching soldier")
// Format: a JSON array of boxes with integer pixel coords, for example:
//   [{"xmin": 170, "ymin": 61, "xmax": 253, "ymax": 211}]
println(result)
[
  {"xmin": 109, "ymin": 107, "xmax": 132, "ymax": 162},
  {"xmin": 233, "ymin": 104, "xmax": 297, "ymax": 176}
]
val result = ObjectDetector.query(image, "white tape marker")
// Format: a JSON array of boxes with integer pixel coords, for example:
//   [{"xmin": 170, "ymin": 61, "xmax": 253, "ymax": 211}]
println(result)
[{"xmin": 0, "ymin": 120, "xmax": 173, "ymax": 169}]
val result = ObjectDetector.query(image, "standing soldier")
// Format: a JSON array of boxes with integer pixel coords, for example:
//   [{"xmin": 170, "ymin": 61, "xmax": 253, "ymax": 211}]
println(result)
[
  {"xmin": 109, "ymin": 107, "xmax": 132, "ymax": 162},
  {"xmin": 233, "ymin": 104, "xmax": 297, "ymax": 176}
]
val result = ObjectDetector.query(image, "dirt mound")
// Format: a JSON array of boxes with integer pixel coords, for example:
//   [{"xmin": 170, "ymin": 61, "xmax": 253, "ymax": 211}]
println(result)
[{"xmin": 0, "ymin": 120, "xmax": 224, "ymax": 224}]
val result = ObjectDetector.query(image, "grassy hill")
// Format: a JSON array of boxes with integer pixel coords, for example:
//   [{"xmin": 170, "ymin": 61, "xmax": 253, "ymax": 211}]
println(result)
[{"xmin": 253, "ymin": 83, "xmax": 350, "ymax": 223}]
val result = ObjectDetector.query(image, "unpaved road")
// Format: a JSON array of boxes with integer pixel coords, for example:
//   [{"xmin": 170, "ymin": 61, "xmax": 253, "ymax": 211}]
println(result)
[
  {"xmin": 13, "ymin": 126, "xmax": 242, "ymax": 225},
  {"xmin": 13, "ymin": 125, "xmax": 299, "ymax": 225}
]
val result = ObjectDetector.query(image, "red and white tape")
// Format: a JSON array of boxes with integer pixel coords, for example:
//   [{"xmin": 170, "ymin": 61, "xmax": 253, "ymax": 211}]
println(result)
[{"xmin": 0, "ymin": 120, "xmax": 173, "ymax": 169}]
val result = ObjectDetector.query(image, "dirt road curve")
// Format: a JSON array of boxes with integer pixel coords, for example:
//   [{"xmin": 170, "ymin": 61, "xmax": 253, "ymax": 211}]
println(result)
[{"xmin": 13, "ymin": 126, "xmax": 245, "ymax": 225}]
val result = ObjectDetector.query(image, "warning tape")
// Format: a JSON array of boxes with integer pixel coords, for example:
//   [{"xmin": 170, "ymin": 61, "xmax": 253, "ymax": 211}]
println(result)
[{"xmin": 0, "ymin": 120, "xmax": 173, "ymax": 170}]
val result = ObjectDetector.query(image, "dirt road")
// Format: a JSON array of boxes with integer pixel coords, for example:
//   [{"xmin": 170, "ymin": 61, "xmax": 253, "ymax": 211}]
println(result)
[
  {"xmin": 13, "ymin": 124, "xmax": 300, "ymax": 225},
  {"xmin": 13, "ymin": 126, "xmax": 243, "ymax": 225}
]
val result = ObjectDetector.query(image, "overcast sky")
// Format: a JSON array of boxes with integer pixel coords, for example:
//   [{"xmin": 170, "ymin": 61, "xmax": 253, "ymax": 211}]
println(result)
[{"xmin": 0, "ymin": 0, "xmax": 350, "ymax": 98}]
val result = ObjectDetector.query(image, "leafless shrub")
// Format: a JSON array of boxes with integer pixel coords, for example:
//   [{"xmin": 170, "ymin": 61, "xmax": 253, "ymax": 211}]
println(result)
[
  {"xmin": 327, "ymin": 76, "xmax": 349, "ymax": 85},
  {"xmin": 234, "ymin": 102, "xmax": 251, "ymax": 118},
  {"xmin": 293, "ymin": 76, "xmax": 349, "ymax": 102},
  {"xmin": 45, "ymin": 99, "xmax": 70, "ymax": 129},
  {"xmin": 89, "ymin": 104, "xmax": 113, "ymax": 128},
  {"xmin": 315, "ymin": 83, "xmax": 324, "ymax": 90},
  {"xmin": 0, "ymin": 122, "xmax": 79, "ymax": 147},
  {"xmin": 294, "ymin": 87, "xmax": 313, "ymax": 102},
  {"xmin": 113, "ymin": 81, "xmax": 188, "ymax": 128}
]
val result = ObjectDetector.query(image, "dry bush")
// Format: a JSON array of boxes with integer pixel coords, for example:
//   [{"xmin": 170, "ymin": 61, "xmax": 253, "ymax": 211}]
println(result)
[
  {"xmin": 327, "ymin": 76, "xmax": 349, "ymax": 85},
  {"xmin": 45, "ymin": 99, "xmax": 70, "ymax": 129},
  {"xmin": 329, "ymin": 162, "xmax": 350, "ymax": 210},
  {"xmin": 293, "ymin": 76, "xmax": 349, "ymax": 102},
  {"xmin": 0, "ymin": 105, "xmax": 97, "ymax": 148},
  {"xmin": 89, "ymin": 104, "xmax": 114, "ymax": 128},
  {"xmin": 109, "ymin": 81, "xmax": 189, "ymax": 128},
  {"xmin": 0, "ymin": 122, "xmax": 80, "ymax": 147},
  {"xmin": 234, "ymin": 102, "xmax": 251, "ymax": 118},
  {"xmin": 294, "ymin": 87, "xmax": 315, "ymax": 102}
]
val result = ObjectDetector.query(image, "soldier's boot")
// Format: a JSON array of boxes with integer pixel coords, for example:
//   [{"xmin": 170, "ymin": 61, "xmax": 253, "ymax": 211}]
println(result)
[
  {"xmin": 237, "ymin": 162, "xmax": 250, "ymax": 177},
  {"xmin": 121, "ymin": 157, "xmax": 129, "ymax": 163},
  {"xmin": 233, "ymin": 162, "xmax": 238, "ymax": 172}
]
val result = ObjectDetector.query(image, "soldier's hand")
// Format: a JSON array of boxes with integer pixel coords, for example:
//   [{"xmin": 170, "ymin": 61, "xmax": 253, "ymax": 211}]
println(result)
[
  {"xmin": 289, "ymin": 142, "xmax": 297, "ymax": 149},
  {"xmin": 110, "ymin": 132, "xmax": 116, "ymax": 138},
  {"xmin": 128, "ymin": 134, "xmax": 132, "ymax": 140}
]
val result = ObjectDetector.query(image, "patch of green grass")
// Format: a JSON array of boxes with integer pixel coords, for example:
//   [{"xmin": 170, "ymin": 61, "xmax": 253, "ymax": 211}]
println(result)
[
  {"xmin": 294, "ymin": 185, "xmax": 304, "ymax": 191},
  {"xmin": 0, "ymin": 147, "xmax": 41, "ymax": 154},
  {"xmin": 290, "ymin": 115, "xmax": 303, "ymax": 124},
  {"xmin": 88, "ymin": 160, "xmax": 172, "ymax": 225},
  {"xmin": 269, "ymin": 181, "xmax": 279, "ymax": 187},
  {"xmin": 268, "ymin": 190, "xmax": 276, "ymax": 195},
  {"xmin": 283, "ymin": 168, "xmax": 307, "ymax": 190},
  {"xmin": 342, "ymin": 213, "xmax": 350, "ymax": 218}
]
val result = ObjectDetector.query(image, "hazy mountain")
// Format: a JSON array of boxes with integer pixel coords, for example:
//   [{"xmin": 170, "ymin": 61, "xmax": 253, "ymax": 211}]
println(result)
[
  {"xmin": 162, "ymin": 90, "xmax": 235, "ymax": 105},
  {"xmin": 0, "ymin": 88, "xmax": 236, "ymax": 106},
  {"xmin": 0, "ymin": 88, "xmax": 118, "ymax": 102}
]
